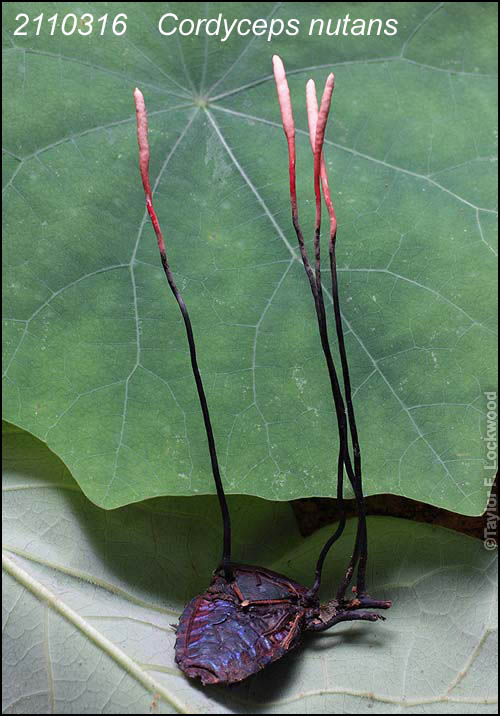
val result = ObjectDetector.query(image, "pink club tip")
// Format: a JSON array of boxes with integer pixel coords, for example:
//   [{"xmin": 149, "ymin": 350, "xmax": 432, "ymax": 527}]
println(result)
[
  {"xmin": 272, "ymin": 55, "xmax": 294, "ymax": 139},
  {"xmin": 306, "ymin": 79, "xmax": 319, "ymax": 150},
  {"xmin": 133, "ymin": 86, "xmax": 152, "ymax": 202}
]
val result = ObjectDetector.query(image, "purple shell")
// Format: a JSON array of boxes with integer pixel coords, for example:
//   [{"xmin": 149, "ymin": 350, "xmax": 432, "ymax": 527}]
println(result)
[{"xmin": 174, "ymin": 563, "xmax": 315, "ymax": 685}]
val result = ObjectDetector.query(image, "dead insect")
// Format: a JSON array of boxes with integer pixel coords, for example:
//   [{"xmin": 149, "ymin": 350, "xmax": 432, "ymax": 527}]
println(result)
[{"xmin": 133, "ymin": 54, "xmax": 391, "ymax": 687}]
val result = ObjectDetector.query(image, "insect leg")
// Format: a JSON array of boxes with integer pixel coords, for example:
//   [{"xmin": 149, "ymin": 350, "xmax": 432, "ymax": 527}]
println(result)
[{"xmin": 308, "ymin": 609, "xmax": 386, "ymax": 632}]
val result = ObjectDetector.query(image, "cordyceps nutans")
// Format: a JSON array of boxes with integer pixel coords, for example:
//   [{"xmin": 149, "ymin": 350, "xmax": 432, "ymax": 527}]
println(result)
[{"xmin": 133, "ymin": 55, "xmax": 391, "ymax": 687}]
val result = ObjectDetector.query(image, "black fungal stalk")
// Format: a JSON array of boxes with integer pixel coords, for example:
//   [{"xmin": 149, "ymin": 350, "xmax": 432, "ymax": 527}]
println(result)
[
  {"xmin": 134, "ymin": 57, "xmax": 391, "ymax": 687},
  {"xmin": 134, "ymin": 88, "xmax": 231, "ymax": 579},
  {"xmin": 305, "ymin": 65, "xmax": 369, "ymax": 599},
  {"xmin": 273, "ymin": 58, "xmax": 364, "ymax": 598}
]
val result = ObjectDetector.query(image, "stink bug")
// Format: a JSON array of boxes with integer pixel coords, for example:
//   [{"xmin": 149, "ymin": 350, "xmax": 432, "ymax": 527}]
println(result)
[{"xmin": 174, "ymin": 563, "xmax": 390, "ymax": 685}]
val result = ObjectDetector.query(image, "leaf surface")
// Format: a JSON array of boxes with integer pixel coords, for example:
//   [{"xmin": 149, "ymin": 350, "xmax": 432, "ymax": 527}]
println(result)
[
  {"xmin": 2, "ymin": 2, "xmax": 498, "ymax": 510},
  {"xmin": 2, "ymin": 424, "xmax": 498, "ymax": 714}
]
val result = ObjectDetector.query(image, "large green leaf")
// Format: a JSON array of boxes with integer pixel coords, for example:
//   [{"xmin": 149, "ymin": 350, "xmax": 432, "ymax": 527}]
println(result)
[
  {"xmin": 3, "ymin": 423, "xmax": 498, "ymax": 714},
  {"xmin": 2, "ymin": 2, "xmax": 498, "ymax": 511}
]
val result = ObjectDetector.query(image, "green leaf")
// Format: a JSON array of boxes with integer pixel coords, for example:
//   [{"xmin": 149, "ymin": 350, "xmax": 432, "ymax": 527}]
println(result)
[
  {"xmin": 2, "ymin": 3, "xmax": 498, "ymax": 511},
  {"xmin": 3, "ymin": 424, "xmax": 498, "ymax": 714}
]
